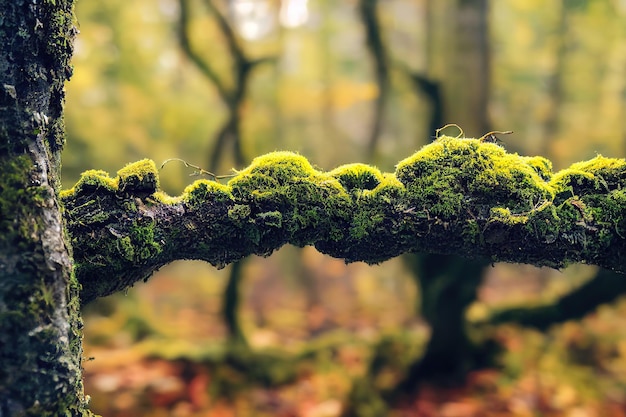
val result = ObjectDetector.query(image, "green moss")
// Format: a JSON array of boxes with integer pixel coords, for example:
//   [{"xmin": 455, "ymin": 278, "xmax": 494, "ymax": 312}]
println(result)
[
  {"xmin": 104, "ymin": 217, "xmax": 162, "ymax": 264},
  {"xmin": 229, "ymin": 152, "xmax": 312, "ymax": 201},
  {"xmin": 542, "ymin": 156, "xmax": 626, "ymax": 253},
  {"xmin": 551, "ymin": 157, "xmax": 626, "ymax": 199},
  {"xmin": 64, "ymin": 142, "xmax": 626, "ymax": 303},
  {"xmin": 233, "ymin": 151, "xmax": 316, "ymax": 184},
  {"xmin": 520, "ymin": 155, "xmax": 553, "ymax": 181},
  {"xmin": 228, "ymin": 204, "xmax": 252, "ymax": 223},
  {"xmin": 329, "ymin": 163, "xmax": 383, "ymax": 194},
  {"xmin": 255, "ymin": 211, "xmax": 282, "ymax": 228},
  {"xmin": 596, "ymin": 189, "xmax": 626, "ymax": 240},
  {"xmin": 224, "ymin": 151, "xmax": 351, "ymax": 247},
  {"xmin": 526, "ymin": 203, "xmax": 560, "ymax": 243},
  {"xmin": 367, "ymin": 173, "xmax": 405, "ymax": 200},
  {"xmin": 396, "ymin": 136, "xmax": 554, "ymax": 218},
  {"xmin": 184, "ymin": 179, "xmax": 233, "ymax": 208},
  {"xmin": 116, "ymin": 236, "xmax": 134, "ymax": 261},
  {"xmin": 153, "ymin": 190, "xmax": 183, "ymax": 205},
  {"xmin": 131, "ymin": 219, "xmax": 162, "ymax": 260},
  {"xmin": 550, "ymin": 169, "xmax": 597, "ymax": 202},
  {"xmin": 489, "ymin": 207, "xmax": 529, "ymax": 226},
  {"xmin": 0, "ymin": 155, "xmax": 38, "ymax": 247},
  {"xmin": 350, "ymin": 210, "xmax": 384, "ymax": 239},
  {"xmin": 117, "ymin": 159, "xmax": 159, "ymax": 194},
  {"xmin": 60, "ymin": 169, "xmax": 117, "ymax": 199},
  {"xmin": 462, "ymin": 219, "xmax": 482, "ymax": 245}
]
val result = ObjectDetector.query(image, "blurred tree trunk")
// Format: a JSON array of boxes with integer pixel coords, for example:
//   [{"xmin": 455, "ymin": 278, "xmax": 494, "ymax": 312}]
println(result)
[
  {"xmin": 443, "ymin": 0, "xmax": 490, "ymax": 137},
  {"xmin": 399, "ymin": 0, "xmax": 492, "ymax": 392},
  {"xmin": 320, "ymin": 0, "xmax": 338, "ymax": 146},
  {"xmin": 0, "ymin": 1, "xmax": 93, "ymax": 415},
  {"xmin": 538, "ymin": 0, "xmax": 567, "ymax": 157},
  {"xmin": 359, "ymin": 0, "xmax": 390, "ymax": 160},
  {"xmin": 178, "ymin": 0, "xmax": 272, "ymax": 173},
  {"xmin": 342, "ymin": 2, "xmax": 494, "ymax": 409},
  {"xmin": 178, "ymin": 0, "xmax": 275, "ymax": 348},
  {"xmin": 401, "ymin": 255, "xmax": 491, "ymax": 386},
  {"xmin": 222, "ymin": 259, "xmax": 248, "ymax": 346}
]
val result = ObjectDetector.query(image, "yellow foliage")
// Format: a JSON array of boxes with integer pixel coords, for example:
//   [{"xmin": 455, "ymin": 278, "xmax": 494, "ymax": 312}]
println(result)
[{"xmin": 278, "ymin": 81, "xmax": 378, "ymax": 114}]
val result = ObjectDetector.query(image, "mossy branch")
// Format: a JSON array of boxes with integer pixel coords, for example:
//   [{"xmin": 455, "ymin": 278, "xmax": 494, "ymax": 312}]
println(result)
[{"xmin": 61, "ymin": 136, "xmax": 626, "ymax": 304}]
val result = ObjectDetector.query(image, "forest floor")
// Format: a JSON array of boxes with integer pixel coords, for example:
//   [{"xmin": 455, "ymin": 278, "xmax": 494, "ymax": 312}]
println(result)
[{"xmin": 82, "ymin": 248, "xmax": 626, "ymax": 417}]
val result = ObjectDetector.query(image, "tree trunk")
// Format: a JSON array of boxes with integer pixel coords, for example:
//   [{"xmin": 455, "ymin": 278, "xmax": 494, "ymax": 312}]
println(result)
[
  {"xmin": 402, "ymin": 254, "xmax": 490, "ymax": 386},
  {"xmin": 395, "ymin": 0, "xmax": 492, "ymax": 390},
  {"xmin": 444, "ymin": 0, "xmax": 490, "ymax": 136},
  {"xmin": 0, "ymin": 1, "xmax": 92, "ymax": 416}
]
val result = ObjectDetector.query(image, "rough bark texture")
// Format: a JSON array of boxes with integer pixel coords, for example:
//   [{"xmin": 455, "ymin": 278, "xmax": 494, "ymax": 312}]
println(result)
[
  {"xmin": 61, "ymin": 138, "xmax": 626, "ymax": 304},
  {"xmin": 0, "ymin": 1, "xmax": 92, "ymax": 416}
]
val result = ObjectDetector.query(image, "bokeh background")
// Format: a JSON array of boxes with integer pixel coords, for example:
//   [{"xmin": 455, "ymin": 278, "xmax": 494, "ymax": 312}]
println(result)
[{"xmin": 64, "ymin": 0, "xmax": 626, "ymax": 416}]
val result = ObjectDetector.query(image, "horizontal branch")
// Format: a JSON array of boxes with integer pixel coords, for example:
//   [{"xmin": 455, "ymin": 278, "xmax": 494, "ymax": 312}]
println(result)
[
  {"xmin": 487, "ymin": 269, "xmax": 626, "ymax": 330},
  {"xmin": 60, "ymin": 136, "xmax": 626, "ymax": 303}
]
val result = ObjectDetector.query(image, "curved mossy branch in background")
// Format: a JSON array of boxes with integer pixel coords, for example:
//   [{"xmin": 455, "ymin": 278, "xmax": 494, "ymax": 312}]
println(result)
[
  {"xmin": 487, "ymin": 269, "xmax": 626, "ymax": 331},
  {"xmin": 61, "ymin": 136, "xmax": 626, "ymax": 304}
]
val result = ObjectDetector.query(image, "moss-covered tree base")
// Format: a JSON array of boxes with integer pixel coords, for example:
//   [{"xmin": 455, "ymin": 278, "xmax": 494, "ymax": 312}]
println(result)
[{"xmin": 61, "ymin": 136, "xmax": 626, "ymax": 304}]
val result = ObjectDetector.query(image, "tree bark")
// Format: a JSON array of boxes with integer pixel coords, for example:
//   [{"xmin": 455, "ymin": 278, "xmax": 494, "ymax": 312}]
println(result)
[
  {"xmin": 61, "ymin": 140, "xmax": 626, "ymax": 304},
  {"xmin": 0, "ymin": 1, "xmax": 92, "ymax": 416}
]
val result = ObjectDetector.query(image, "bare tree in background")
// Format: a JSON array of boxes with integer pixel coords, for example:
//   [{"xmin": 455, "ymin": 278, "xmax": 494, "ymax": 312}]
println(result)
[
  {"xmin": 178, "ymin": 0, "xmax": 273, "ymax": 172},
  {"xmin": 358, "ymin": 0, "xmax": 390, "ymax": 159},
  {"xmin": 177, "ymin": 0, "xmax": 274, "ymax": 346}
]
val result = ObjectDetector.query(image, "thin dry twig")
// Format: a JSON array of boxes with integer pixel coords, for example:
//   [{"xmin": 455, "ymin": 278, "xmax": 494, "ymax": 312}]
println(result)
[{"xmin": 161, "ymin": 158, "xmax": 236, "ymax": 180}]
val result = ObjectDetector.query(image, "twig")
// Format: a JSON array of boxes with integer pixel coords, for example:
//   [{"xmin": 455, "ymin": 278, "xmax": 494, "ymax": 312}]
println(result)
[
  {"xmin": 435, "ymin": 123, "xmax": 465, "ymax": 139},
  {"xmin": 161, "ymin": 158, "xmax": 236, "ymax": 180}
]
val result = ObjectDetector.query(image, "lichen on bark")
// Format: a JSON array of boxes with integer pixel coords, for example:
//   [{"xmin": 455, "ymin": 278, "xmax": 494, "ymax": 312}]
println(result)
[{"xmin": 61, "ymin": 136, "xmax": 626, "ymax": 304}]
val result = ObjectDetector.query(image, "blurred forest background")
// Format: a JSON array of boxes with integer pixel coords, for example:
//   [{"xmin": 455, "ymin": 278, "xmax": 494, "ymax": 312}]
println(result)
[{"xmin": 64, "ymin": 0, "xmax": 626, "ymax": 416}]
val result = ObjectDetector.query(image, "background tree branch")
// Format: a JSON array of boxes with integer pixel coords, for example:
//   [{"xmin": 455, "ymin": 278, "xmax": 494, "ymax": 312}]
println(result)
[
  {"xmin": 487, "ymin": 268, "xmax": 626, "ymax": 330},
  {"xmin": 358, "ymin": 0, "xmax": 390, "ymax": 159},
  {"xmin": 176, "ymin": 0, "xmax": 275, "ymax": 171}
]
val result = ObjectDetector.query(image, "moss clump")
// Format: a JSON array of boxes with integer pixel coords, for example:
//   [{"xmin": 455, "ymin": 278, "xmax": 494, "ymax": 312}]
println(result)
[
  {"xmin": 551, "ymin": 169, "xmax": 598, "ymax": 203},
  {"xmin": 595, "ymin": 188, "xmax": 626, "ymax": 242},
  {"xmin": 59, "ymin": 169, "xmax": 117, "ymax": 199},
  {"xmin": 255, "ymin": 211, "xmax": 283, "ymax": 228},
  {"xmin": 129, "ymin": 218, "xmax": 162, "ymax": 261},
  {"xmin": 227, "ymin": 152, "xmax": 350, "ymax": 247},
  {"xmin": 233, "ymin": 151, "xmax": 316, "ymax": 185},
  {"xmin": 116, "ymin": 236, "xmax": 135, "ymax": 261},
  {"xmin": 228, "ymin": 204, "xmax": 252, "ymax": 223},
  {"xmin": 520, "ymin": 156, "xmax": 553, "ymax": 181},
  {"xmin": 489, "ymin": 207, "xmax": 529, "ymax": 226},
  {"xmin": 329, "ymin": 163, "xmax": 383, "ymax": 194},
  {"xmin": 368, "ymin": 173, "xmax": 405, "ymax": 200},
  {"xmin": 396, "ymin": 136, "xmax": 554, "ymax": 218},
  {"xmin": 184, "ymin": 179, "xmax": 233, "ymax": 208},
  {"xmin": 551, "ymin": 156, "xmax": 626, "ymax": 200},
  {"xmin": 153, "ymin": 191, "xmax": 183, "ymax": 205},
  {"xmin": 229, "ymin": 152, "xmax": 319, "ymax": 203},
  {"xmin": 117, "ymin": 159, "xmax": 159, "ymax": 194}
]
